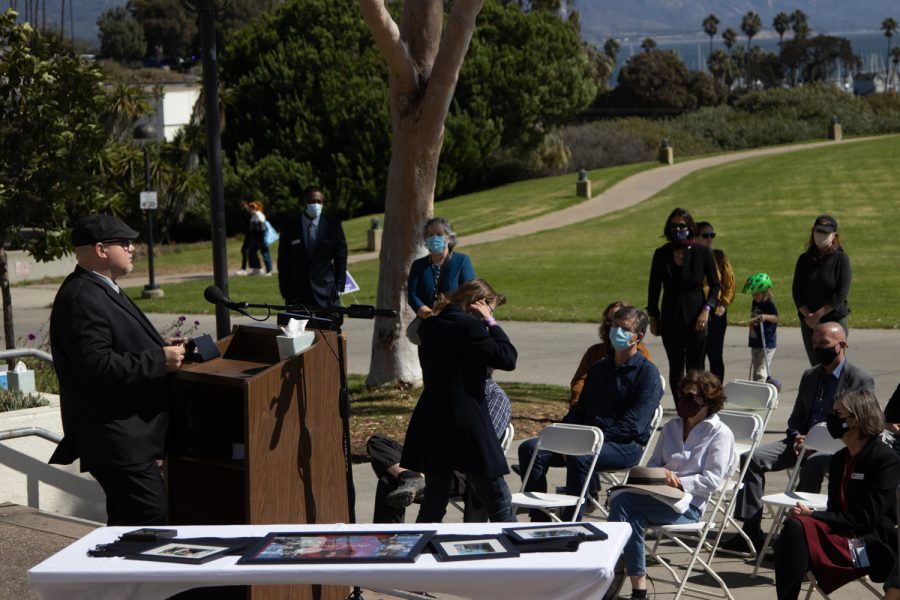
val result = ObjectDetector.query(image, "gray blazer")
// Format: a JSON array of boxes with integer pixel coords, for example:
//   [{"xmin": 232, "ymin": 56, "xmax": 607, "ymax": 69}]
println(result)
[{"xmin": 785, "ymin": 359, "xmax": 874, "ymax": 439}]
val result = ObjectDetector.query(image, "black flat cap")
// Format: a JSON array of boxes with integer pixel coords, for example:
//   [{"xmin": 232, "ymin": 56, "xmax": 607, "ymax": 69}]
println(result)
[
  {"xmin": 71, "ymin": 214, "xmax": 139, "ymax": 246},
  {"xmin": 812, "ymin": 214, "xmax": 838, "ymax": 233}
]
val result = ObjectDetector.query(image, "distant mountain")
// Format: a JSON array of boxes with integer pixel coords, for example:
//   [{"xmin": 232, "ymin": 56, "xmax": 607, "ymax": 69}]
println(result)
[{"xmin": 575, "ymin": 1, "xmax": 897, "ymax": 43}]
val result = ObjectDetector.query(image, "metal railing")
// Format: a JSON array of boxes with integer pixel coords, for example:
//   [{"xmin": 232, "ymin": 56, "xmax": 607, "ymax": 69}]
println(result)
[
  {"xmin": 0, "ymin": 348, "xmax": 53, "ymax": 364},
  {"xmin": 0, "ymin": 426, "xmax": 61, "ymax": 444}
]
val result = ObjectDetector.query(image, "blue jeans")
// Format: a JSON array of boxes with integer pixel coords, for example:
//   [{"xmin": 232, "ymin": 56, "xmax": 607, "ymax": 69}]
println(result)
[
  {"xmin": 247, "ymin": 238, "xmax": 272, "ymax": 272},
  {"xmin": 518, "ymin": 436, "xmax": 643, "ymax": 520},
  {"xmin": 417, "ymin": 471, "xmax": 514, "ymax": 523},
  {"xmin": 608, "ymin": 491, "xmax": 702, "ymax": 576}
]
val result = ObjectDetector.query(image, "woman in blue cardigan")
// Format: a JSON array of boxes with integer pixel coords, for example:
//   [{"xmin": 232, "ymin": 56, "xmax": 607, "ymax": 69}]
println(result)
[{"xmin": 407, "ymin": 217, "xmax": 476, "ymax": 319}]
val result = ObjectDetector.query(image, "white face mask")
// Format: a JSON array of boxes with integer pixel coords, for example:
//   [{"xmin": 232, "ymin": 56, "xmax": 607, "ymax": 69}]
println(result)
[{"xmin": 813, "ymin": 231, "xmax": 834, "ymax": 250}]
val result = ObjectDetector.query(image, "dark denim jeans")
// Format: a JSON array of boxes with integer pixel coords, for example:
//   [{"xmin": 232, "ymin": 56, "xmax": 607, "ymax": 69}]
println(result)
[{"xmin": 417, "ymin": 470, "xmax": 514, "ymax": 523}]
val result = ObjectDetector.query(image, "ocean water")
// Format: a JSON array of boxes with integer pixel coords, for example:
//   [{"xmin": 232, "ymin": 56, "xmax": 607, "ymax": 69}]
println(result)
[{"xmin": 612, "ymin": 31, "xmax": 894, "ymax": 80}]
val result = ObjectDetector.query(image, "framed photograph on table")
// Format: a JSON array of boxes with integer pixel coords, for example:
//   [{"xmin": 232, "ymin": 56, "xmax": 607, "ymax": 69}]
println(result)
[
  {"xmin": 126, "ymin": 542, "xmax": 234, "ymax": 565},
  {"xmin": 431, "ymin": 534, "xmax": 519, "ymax": 562},
  {"xmin": 238, "ymin": 531, "xmax": 434, "ymax": 564},
  {"xmin": 502, "ymin": 523, "xmax": 608, "ymax": 544}
]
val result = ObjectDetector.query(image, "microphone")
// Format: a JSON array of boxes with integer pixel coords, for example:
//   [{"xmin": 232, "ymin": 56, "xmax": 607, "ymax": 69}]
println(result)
[{"xmin": 204, "ymin": 285, "xmax": 249, "ymax": 312}]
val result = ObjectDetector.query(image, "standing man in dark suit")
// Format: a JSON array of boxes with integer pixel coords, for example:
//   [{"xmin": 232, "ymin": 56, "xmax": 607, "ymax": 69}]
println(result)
[
  {"xmin": 49, "ymin": 215, "xmax": 186, "ymax": 526},
  {"xmin": 277, "ymin": 186, "xmax": 348, "ymax": 308},
  {"xmin": 723, "ymin": 321, "xmax": 874, "ymax": 551}
]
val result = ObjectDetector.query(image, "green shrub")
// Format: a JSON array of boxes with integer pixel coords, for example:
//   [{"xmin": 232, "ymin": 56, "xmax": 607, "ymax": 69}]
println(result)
[{"xmin": 0, "ymin": 389, "xmax": 50, "ymax": 413}]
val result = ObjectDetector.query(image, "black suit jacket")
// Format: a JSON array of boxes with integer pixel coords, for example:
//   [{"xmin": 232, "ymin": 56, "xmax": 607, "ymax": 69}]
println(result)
[
  {"xmin": 277, "ymin": 213, "xmax": 348, "ymax": 308},
  {"xmin": 786, "ymin": 360, "xmax": 875, "ymax": 438},
  {"xmin": 647, "ymin": 242, "xmax": 720, "ymax": 332},
  {"xmin": 813, "ymin": 437, "xmax": 900, "ymax": 547},
  {"xmin": 401, "ymin": 304, "xmax": 517, "ymax": 478},
  {"xmin": 49, "ymin": 267, "xmax": 171, "ymax": 471}
]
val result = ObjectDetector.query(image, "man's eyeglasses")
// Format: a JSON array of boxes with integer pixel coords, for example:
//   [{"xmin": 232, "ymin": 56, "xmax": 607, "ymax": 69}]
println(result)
[
  {"xmin": 700, "ymin": 232, "xmax": 716, "ymax": 239},
  {"xmin": 100, "ymin": 240, "xmax": 133, "ymax": 249}
]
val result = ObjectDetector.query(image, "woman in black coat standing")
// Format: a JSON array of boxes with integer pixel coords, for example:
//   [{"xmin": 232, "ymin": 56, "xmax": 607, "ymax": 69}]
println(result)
[
  {"xmin": 401, "ymin": 279, "xmax": 518, "ymax": 523},
  {"xmin": 792, "ymin": 214, "xmax": 852, "ymax": 366},
  {"xmin": 647, "ymin": 208, "xmax": 721, "ymax": 397}
]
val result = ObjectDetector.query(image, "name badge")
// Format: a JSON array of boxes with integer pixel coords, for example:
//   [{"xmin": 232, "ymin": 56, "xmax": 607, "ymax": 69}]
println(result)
[
  {"xmin": 291, "ymin": 239, "xmax": 301, "ymax": 245},
  {"xmin": 851, "ymin": 473, "xmax": 864, "ymax": 480}
]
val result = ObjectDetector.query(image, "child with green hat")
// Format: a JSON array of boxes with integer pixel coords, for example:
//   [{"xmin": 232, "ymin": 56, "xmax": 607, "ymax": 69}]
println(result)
[{"xmin": 743, "ymin": 273, "xmax": 779, "ymax": 386}]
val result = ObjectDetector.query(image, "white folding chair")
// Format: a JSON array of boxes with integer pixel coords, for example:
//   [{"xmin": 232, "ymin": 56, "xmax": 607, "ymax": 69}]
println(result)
[
  {"xmin": 647, "ymin": 410, "xmax": 762, "ymax": 600},
  {"xmin": 586, "ymin": 404, "xmax": 665, "ymax": 518},
  {"xmin": 705, "ymin": 410, "xmax": 766, "ymax": 561},
  {"xmin": 723, "ymin": 379, "xmax": 778, "ymax": 438},
  {"xmin": 511, "ymin": 423, "xmax": 603, "ymax": 522},
  {"xmin": 751, "ymin": 422, "xmax": 844, "ymax": 578}
]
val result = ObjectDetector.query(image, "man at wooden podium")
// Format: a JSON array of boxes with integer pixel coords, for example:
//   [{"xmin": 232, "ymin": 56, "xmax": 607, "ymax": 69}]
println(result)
[
  {"xmin": 277, "ymin": 186, "xmax": 348, "ymax": 308},
  {"xmin": 48, "ymin": 214, "xmax": 186, "ymax": 526}
]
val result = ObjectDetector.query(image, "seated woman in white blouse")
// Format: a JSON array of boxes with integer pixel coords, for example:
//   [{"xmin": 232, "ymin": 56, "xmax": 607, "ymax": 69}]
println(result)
[{"xmin": 607, "ymin": 370, "xmax": 735, "ymax": 600}]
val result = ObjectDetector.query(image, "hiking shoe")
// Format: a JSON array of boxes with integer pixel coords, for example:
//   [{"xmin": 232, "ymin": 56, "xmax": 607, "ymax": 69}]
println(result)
[
  {"xmin": 235, "ymin": 269, "xmax": 248, "ymax": 276},
  {"xmin": 386, "ymin": 476, "xmax": 426, "ymax": 508}
]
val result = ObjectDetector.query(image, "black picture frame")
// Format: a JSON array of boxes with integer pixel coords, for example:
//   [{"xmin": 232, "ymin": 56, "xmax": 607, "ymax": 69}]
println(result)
[
  {"xmin": 126, "ymin": 542, "xmax": 234, "ymax": 565},
  {"xmin": 431, "ymin": 534, "xmax": 520, "ymax": 562},
  {"xmin": 502, "ymin": 522, "xmax": 608, "ymax": 544},
  {"xmin": 238, "ymin": 531, "xmax": 435, "ymax": 564}
]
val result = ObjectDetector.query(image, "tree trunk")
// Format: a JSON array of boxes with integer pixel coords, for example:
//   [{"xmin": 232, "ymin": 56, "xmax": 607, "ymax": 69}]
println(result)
[
  {"xmin": 59, "ymin": 0, "xmax": 64, "ymax": 40},
  {"xmin": 362, "ymin": 0, "xmax": 483, "ymax": 387},
  {"xmin": 0, "ymin": 237, "xmax": 16, "ymax": 367}
]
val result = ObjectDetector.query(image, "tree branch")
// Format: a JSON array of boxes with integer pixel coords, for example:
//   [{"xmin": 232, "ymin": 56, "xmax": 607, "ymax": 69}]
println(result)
[
  {"xmin": 399, "ymin": 1, "xmax": 443, "ymax": 83},
  {"xmin": 420, "ymin": 0, "xmax": 484, "ymax": 142},
  {"xmin": 360, "ymin": 0, "xmax": 418, "ymax": 95}
]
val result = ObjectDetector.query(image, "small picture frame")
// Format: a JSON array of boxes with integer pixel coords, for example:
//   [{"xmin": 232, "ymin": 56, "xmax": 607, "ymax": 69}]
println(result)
[
  {"xmin": 127, "ymin": 542, "xmax": 234, "ymax": 565},
  {"xmin": 431, "ymin": 534, "xmax": 519, "ymax": 562},
  {"xmin": 238, "ymin": 531, "xmax": 434, "ymax": 564},
  {"xmin": 502, "ymin": 522, "xmax": 608, "ymax": 544}
]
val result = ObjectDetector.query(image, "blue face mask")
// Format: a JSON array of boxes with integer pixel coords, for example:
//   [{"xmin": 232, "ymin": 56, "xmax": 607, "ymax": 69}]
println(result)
[
  {"xmin": 425, "ymin": 235, "xmax": 447, "ymax": 254},
  {"xmin": 673, "ymin": 229, "xmax": 690, "ymax": 241},
  {"xmin": 305, "ymin": 203, "xmax": 323, "ymax": 219},
  {"xmin": 609, "ymin": 326, "xmax": 635, "ymax": 351}
]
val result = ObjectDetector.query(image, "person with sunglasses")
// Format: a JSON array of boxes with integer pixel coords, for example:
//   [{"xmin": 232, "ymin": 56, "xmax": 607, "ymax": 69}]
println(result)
[
  {"xmin": 608, "ymin": 370, "xmax": 735, "ymax": 600},
  {"xmin": 647, "ymin": 208, "xmax": 721, "ymax": 398},
  {"xmin": 774, "ymin": 389, "xmax": 900, "ymax": 600},
  {"xmin": 695, "ymin": 221, "xmax": 735, "ymax": 382},
  {"xmin": 48, "ymin": 214, "xmax": 187, "ymax": 526}
]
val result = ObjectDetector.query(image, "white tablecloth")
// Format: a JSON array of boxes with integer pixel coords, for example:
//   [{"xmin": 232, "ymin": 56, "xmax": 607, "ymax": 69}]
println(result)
[{"xmin": 28, "ymin": 522, "xmax": 629, "ymax": 600}]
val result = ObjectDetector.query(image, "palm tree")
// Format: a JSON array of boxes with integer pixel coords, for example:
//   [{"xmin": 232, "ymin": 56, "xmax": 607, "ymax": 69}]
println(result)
[
  {"xmin": 892, "ymin": 46, "xmax": 900, "ymax": 87},
  {"xmin": 702, "ymin": 13, "xmax": 719, "ymax": 56},
  {"xmin": 882, "ymin": 17, "xmax": 898, "ymax": 83},
  {"xmin": 773, "ymin": 12, "xmax": 790, "ymax": 47},
  {"xmin": 741, "ymin": 11, "xmax": 762, "ymax": 49},
  {"xmin": 791, "ymin": 10, "xmax": 809, "ymax": 40},
  {"xmin": 722, "ymin": 27, "xmax": 737, "ymax": 51},
  {"xmin": 707, "ymin": 49, "xmax": 737, "ymax": 86},
  {"xmin": 640, "ymin": 37, "xmax": 656, "ymax": 53}
]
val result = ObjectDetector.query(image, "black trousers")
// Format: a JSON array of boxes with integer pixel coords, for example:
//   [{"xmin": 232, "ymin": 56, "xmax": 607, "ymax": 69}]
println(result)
[
  {"xmin": 662, "ymin": 321, "xmax": 707, "ymax": 399},
  {"xmin": 705, "ymin": 309, "xmax": 727, "ymax": 381},
  {"xmin": 90, "ymin": 461, "xmax": 169, "ymax": 526},
  {"xmin": 774, "ymin": 517, "xmax": 810, "ymax": 600}
]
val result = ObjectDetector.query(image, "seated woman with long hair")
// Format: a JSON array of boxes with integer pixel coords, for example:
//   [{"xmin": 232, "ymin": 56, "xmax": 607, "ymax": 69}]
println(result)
[
  {"xmin": 775, "ymin": 389, "xmax": 900, "ymax": 600},
  {"xmin": 400, "ymin": 278, "xmax": 518, "ymax": 523}
]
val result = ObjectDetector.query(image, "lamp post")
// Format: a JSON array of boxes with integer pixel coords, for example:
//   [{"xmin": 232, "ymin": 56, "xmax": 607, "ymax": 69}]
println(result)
[
  {"xmin": 181, "ymin": 0, "xmax": 231, "ymax": 339},
  {"xmin": 133, "ymin": 123, "xmax": 164, "ymax": 299}
]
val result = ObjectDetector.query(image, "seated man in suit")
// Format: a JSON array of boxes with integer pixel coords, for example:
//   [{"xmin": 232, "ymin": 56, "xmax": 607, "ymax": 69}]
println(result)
[
  {"xmin": 724, "ymin": 321, "xmax": 875, "ymax": 551},
  {"xmin": 277, "ymin": 186, "xmax": 348, "ymax": 309},
  {"xmin": 517, "ymin": 305, "xmax": 663, "ymax": 521}
]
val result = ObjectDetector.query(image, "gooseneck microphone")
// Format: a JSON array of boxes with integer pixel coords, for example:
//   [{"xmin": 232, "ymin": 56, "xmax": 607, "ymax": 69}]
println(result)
[{"xmin": 203, "ymin": 285, "xmax": 249, "ymax": 312}]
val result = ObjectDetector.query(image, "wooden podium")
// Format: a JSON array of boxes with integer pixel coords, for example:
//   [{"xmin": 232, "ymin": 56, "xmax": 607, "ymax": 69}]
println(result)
[{"xmin": 168, "ymin": 324, "xmax": 350, "ymax": 600}]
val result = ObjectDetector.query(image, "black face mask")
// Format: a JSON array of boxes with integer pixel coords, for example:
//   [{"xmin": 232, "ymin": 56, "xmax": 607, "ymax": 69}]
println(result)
[
  {"xmin": 825, "ymin": 411, "xmax": 850, "ymax": 439},
  {"xmin": 814, "ymin": 345, "xmax": 839, "ymax": 366}
]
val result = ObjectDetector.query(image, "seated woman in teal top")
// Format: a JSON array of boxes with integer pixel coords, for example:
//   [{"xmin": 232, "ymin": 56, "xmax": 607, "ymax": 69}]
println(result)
[{"xmin": 407, "ymin": 217, "xmax": 476, "ymax": 318}]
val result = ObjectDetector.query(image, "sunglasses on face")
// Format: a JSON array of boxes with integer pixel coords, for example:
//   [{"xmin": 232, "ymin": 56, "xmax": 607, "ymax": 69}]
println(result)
[
  {"xmin": 100, "ymin": 240, "xmax": 133, "ymax": 249},
  {"xmin": 700, "ymin": 232, "xmax": 716, "ymax": 239},
  {"xmin": 669, "ymin": 223, "xmax": 689, "ymax": 230}
]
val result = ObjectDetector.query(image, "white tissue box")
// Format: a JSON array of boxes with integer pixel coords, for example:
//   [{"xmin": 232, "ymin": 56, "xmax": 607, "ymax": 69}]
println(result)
[
  {"xmin": 9, "ymin": 370, "xmax": 35, "ymax": 393},
  {"xmin": 276, "ymin": 331, "xmax": 315, "ymax": 360}
]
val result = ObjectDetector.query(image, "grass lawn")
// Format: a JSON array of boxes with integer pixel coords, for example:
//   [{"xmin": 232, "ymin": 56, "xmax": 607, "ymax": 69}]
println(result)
[
  {"xmin": 130, "ymin": 135, "xmax": 900, "ymax": 328},
  {"xmin": 348, "ymin": 375, "xmax": 568, "ymax": 459}
]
